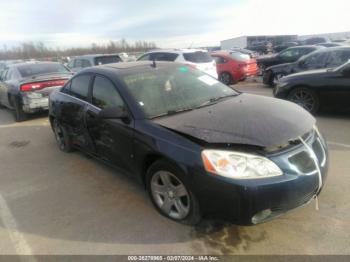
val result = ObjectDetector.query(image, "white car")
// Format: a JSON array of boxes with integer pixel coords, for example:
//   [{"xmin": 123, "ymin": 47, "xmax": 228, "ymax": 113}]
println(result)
[{"xmin": 137, "ymin": 49, "xmax": 218, "ymax": 78}]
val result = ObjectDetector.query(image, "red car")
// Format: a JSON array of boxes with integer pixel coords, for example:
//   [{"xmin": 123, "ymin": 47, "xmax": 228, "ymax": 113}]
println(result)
[{"xmin": 211, "ymin": 51, "xmax": 259, "ymax": 85}]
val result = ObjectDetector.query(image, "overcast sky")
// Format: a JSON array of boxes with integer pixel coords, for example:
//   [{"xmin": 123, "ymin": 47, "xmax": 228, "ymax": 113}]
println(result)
[{"xmin": 0, "ymin": 0, "xmax": 349, "ymax": 48}]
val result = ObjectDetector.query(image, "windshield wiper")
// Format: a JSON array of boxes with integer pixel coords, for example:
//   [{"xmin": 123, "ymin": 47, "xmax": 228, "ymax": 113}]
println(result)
[
  {"xmin": 195, "ymin": 94, "xmax": 238, "ymax": 109},
  {"xmin": 151, "ymin": 107, "xmax": 193, "ymax": 119}
]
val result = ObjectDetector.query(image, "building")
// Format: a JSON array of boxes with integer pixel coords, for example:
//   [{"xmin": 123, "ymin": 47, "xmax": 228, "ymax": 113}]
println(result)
[
  {"xmin": 220, "ymin": 35, "xmax": 298, "ymax": 49},
  {"xmin": 221, "ymin": 31, "xmax": 350, "ymax": 50},
  {"xmin": 299, "ymin": 31, "xmax": 350, "ymax": 41}
]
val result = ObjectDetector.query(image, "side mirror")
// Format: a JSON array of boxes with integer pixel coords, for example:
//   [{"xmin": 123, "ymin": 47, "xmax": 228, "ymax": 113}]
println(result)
[{"xmin": 98, "ymin": 106, "xmax": 130, "ymax": 122}]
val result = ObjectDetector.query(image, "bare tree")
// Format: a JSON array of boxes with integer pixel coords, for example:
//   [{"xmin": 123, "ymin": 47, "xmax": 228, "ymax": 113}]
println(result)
[{"xmin": 0, "ymin": 39, "xmax": 157, "ymax": 60}]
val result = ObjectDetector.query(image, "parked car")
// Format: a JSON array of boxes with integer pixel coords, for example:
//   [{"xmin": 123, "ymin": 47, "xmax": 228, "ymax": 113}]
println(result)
[
  {"xmin": 246, "ymin": 41, "xmax": 272, "ymax": 55},
  {"xmin": 0, "ymin": 62, "xmax": 72, "ymax": 121},
  {"xmin": 211, "ymin": 51, "xmax": 258, "ymax": 85},
  {"xmin": 257, "ymin": 46, "xmax": 323, "ymax": 75},
  {"xmin": 263, "ymin": 46, "xmax": 350, "ymax": 86},
  {"xmin": 273, "ymin": 42, "xmax": 299, "ymax": 53},
  {"xmin": 49, "ymin": 61, "xmax": 328, "ymax": 225},
  {"xmin": 66, "ymin": 54, "xmax": 123, "ymax": 72},
  {"xmin": 137, "ymin": 49, "xmax": 217, "ymax": 78},
  {"xmin": 316, "ymin": 42, "xmax": 343, "ymax": 48},
  {"xmin": 274, "ymin": 61, "xmax": 350, "ymax": 114},
  {"xmin": 230, "ymin": 48, "xmax": 258, "ymax": 58},
  {"xmin": 301, "ymin": 37, "xmax": 328, "ymax": 45}
]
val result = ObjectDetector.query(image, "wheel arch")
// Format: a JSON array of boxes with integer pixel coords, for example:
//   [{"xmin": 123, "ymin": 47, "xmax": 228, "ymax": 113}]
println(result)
[{"xmin": 140, "ymin": 153, "xmax": 188, "ymax": 188}]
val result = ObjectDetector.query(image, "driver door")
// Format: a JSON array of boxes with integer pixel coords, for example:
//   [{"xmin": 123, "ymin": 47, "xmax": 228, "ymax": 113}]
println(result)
[{"xmin": 85, "ymin": 74, "xmax": 135, "ymax": 173}]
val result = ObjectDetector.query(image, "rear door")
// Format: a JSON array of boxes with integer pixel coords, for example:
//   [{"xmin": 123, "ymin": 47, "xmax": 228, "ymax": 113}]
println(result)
[
  {"xmin": 59, "ymin": 74, "xmax": 94, "ymax": 151},
  {"xmin": 85, "ymin": 74, "xmax": 134, "ymax": 172}
]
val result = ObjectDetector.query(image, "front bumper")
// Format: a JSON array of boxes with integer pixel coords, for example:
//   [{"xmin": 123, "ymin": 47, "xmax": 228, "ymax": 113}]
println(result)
[{"xmin": 194, "ymin": 129, "xmax": 328, "ymax": 225}]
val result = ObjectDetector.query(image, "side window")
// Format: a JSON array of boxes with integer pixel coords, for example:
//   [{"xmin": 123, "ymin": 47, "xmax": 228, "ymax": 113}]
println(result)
[
  {"xmin": 6, "ymin": 69, "xmax": 17, "ymax": 80},
  {"xmin": 74, "ymin": 59, "xmax": 83, "ymax": 68},
  {"xmin": 138, "ymin": 54, "xmax": 151, "ymax": 61},
  {"xmin": 212, "ymin": 56, "xmax": 226, "ymax": 64},
  {"xmin": 82, "ymin": 59, "xmax": 92, "ymax": 68},
  {"xmin": 67, "ymin": 60, "xmax": 74, "ymax": 68},
  {"xmin": 61, "ymin": 81, "xmax": 71, "ymax": 94},
  {"xmin": 2, "ymin": 69, "xmax": 9, "ymax": 80},
  {"xmin": 154, "ymin": 53, "xmax": 178, "ymax": 61},
  {"xmin": 92, "ymin": 76, "xmax": 124, "ymax": 109},
  {"xmin": 304, "ymin": 52, "xmax": 328, "ymax": 68},
  {"xmin": 70, "ymin": 75, "xmax": 91, "ymax": 101},
  {"xmin": 327, "ymin": 50, "xmax": 350, "ymax": 67},
  {"xmin": 280, "ymin": 49, "xmax": 301, "ymax": 60}
]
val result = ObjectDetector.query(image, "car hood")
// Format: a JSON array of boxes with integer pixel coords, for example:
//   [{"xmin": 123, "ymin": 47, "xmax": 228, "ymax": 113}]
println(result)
[
  {"xmin": 282, "ymin": 68, "xmax": 331, "ymax": 80},
  {"xmin": 154, "ymin": 93, "xmax": 315, "ymax": 148},
  {"xmin": 268, "ymin": 62, "xmax": 295, "ymax": 72}
]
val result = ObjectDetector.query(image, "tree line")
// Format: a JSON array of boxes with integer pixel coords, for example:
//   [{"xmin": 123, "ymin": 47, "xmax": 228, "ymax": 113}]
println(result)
[{"xmin": 0, "ymin": 39, "xmax": 157, "ymax": 60}]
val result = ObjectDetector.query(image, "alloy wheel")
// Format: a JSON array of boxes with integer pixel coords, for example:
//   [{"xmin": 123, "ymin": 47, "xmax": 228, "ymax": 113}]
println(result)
[
  {"xmin": 219, "ymin": 73, "xmax": 232, "ymax": 85},
  {"xmin": 289, "ymin": 89, "xmax": 316, "ymax": 112},
  {"xmin": 151, "ymin": 171, "xmax": 190, "ymax": 220}
]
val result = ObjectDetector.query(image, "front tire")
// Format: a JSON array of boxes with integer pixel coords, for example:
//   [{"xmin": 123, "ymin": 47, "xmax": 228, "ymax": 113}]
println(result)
[
  {"xmin": 146, "ymin": 160, "xmax": 201, "ymax": 225},
  {"xmin": 52, "ymin": 118, "xmax": 73, "ymax": 152},
  {"xmin": 287, "ymin": 87, "xmax": 320, "ymax": 114}
]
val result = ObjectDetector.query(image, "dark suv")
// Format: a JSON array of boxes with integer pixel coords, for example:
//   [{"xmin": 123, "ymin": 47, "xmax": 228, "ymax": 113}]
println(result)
[
  {"xmin": 257, "ymin": 46, "xmax": 323, "ymax": 75},
  {"xmin": 263, "ymin": 47, "xmax": 350, "ymax": 86}
]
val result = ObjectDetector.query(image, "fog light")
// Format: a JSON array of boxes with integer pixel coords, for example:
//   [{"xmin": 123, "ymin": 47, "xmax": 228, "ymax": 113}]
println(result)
[{"xmin": 251, "ymin": 209, "xmax": 272, "ymax": 224}]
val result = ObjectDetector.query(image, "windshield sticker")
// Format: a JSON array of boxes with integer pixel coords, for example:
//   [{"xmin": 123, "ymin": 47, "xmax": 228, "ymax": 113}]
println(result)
[
  {"xmin": 178, "ymin": 66, "xmax": 189, "ymax": 72},
  {"xmin": 198, "ymin": 75, "xmax": 219, "ymax": 86}
]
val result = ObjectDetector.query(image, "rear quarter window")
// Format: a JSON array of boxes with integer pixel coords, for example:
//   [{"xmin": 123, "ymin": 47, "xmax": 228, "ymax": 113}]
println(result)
[
  {"xmin": 183, "ymin": 52, "xmax": 213, "ymax": 63},
  {"xmin": 94, "ymin": 56, "xmax": 122, "ymax": 65}
]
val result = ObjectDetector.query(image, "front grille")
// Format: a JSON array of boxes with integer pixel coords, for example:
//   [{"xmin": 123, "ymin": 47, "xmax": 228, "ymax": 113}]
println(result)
[{"xmin": 286, "ymin": 128, "xmax": 326, "ymax": 175}]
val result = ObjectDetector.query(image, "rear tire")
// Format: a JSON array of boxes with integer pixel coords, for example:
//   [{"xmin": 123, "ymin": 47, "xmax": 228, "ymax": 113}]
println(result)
[
  {"xmin": 52, "ymin": 118, "xmax": 73, "ymax": 152},
  {"xmin": 11, "ymin": 96, "xmax": 27, "ymax": 122},
  {"xmin": 219, "ymin": 72, "xmax": 236, "ymax": 85},
  {"xmin": 287, "ymin": 87, "xmax": 320, "ymax": 114},
  {"xmin": 146, "ymin": 159, "xmax": 201, "ymax": 225}
]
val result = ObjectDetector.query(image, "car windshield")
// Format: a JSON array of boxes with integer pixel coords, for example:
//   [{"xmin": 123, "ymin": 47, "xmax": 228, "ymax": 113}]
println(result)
[
  {"xmin": 94, "ymin": 56, "xmax": 122, "ymax": 65},
  {"xmin": 17, "ymin": 63, "xmax": 70, "ymax": 78},
  {"xmin": 183, "ymin": 51, "xmax": 213, "ymax": 63},
  {"xmin": 229, "ymin": 52, "xmax": 251, "ymax": 61},
  {"xmin": 121, "ymin": 66, "xmax": 238, "ymax": 118}
]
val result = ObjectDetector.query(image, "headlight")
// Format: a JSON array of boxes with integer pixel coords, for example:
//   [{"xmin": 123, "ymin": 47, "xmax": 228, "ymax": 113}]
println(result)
[
  {"xmin": 201, "ymin": 150, "xmax": 283, "ymax": 179},
  {"xmin": 277, "ymin": 81, "xmax": 288, "ymax": 88}
]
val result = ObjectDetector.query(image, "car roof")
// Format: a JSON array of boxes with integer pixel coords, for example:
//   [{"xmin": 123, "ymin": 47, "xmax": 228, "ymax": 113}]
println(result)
[
  {"xmin": 287, "ymin": 45, "xmax": 322, "ymax": 50},
  {"xmin": 145, "ymin": 48, "xmax": 208, "ymax": 54},
  {"xmin": 74, "ymin": 54, "xmax": 121, "ymax": 59},
  {"xmin": 80, "ymin": 61, "xmax": 182, "ymax": 74}
]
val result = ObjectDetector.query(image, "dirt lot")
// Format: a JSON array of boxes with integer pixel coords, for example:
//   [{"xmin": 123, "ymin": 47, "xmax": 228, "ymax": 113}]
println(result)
[{"xmin": 0, "ymin": 82, "xmax": 349, "ymax": 255}]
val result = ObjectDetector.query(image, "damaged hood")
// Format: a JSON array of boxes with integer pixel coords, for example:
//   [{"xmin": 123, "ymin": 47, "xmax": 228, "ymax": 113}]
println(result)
[{"xmin": 153, "ymin": 93, "xmax": 315, "ymax": 147}]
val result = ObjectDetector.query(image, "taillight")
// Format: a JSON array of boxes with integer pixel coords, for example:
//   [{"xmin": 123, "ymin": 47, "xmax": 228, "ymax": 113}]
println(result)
[{"xmin": 20, "ymin": 79, "xmax": 67, "ymax": 92}]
